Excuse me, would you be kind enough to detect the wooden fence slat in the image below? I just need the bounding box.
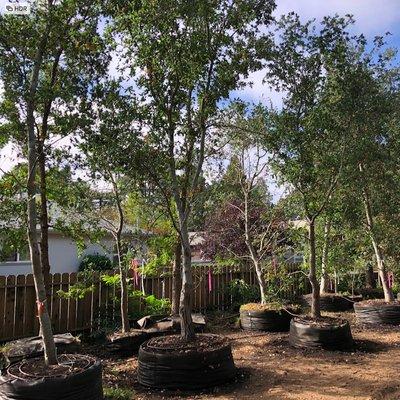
[4,276,16,340]
[51,274,61,334]
[24,275,37,338]
[0,264,306,341]
[14,275,26,339]
[0,276,6,340]
[67,273,78,333]
[58,273,69,334]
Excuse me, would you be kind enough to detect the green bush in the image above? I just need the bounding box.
[224,279,260,311]
[79,254,113,272]
[129,290,171,318]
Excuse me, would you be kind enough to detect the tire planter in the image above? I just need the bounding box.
[240,308,294,332]
[302,294,353,312]
[354,301,400,325]
[289,317,354,351]
[138,334,236,390]
[0,354,103,400]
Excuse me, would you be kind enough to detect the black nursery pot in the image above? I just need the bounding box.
[354,301,400,325]
[0,354,103,400]
[240,307,294,332]
[289,316,354,351]
[138,334,236,390]
[302,294,354,312]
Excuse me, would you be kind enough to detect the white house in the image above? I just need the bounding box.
[0,228,116,276]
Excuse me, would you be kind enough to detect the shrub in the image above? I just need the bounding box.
[79,254,113,272]
[129,290,171,318]
[224,279,260,311]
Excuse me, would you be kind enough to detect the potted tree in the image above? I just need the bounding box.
[266,14,357,351]
[337,33,400,326]
[0,1,105,397]
[201,117,300,332]
[110,0,276,389]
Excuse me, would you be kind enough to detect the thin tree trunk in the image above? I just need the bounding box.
[172,240,182,316]
[243,192,267,304]
[26,14,58,366]
[308,219,321,318]
[253,259,267,304]
[360,165,394,302]
[37,141,52,303]
[179,223,195,341]
[117,236,130,333]
[320,218,331,295]
[363,195,394,301]
[111,177,130,332]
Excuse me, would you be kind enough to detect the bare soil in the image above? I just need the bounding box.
[142,334,228,354]
[89,311,400,400]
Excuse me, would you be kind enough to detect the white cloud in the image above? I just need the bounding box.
[275,0,400,36]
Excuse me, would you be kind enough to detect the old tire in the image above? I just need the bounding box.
[240,309,293,332]
[354,302,400,325]
[289,317,354,351]
[138,335,236,390]
[302,294,353,312]
[0,355,103,400]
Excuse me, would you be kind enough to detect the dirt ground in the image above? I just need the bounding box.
[96,312,400,400]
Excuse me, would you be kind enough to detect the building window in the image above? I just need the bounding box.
[4,246,30,262]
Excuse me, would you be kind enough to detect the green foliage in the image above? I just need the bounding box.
[79,254,113,272]
[104,386,135,400]
[57,270,95,300]
[101,273,120,286]
[224,279,260,311]
[129,290,171,317]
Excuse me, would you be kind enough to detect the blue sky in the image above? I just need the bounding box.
[1,0,399,175]
[232,0,400,107]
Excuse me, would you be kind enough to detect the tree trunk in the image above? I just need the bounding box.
[117,236,130,333]
[25,18,57,366]
[320,218,331,295]
[253,259,267,304]
[111,176,130,333]
[172,240,182,316]
[361,183,394,302]
[308,219,321,318]
[243,192,267,304]
[37,141,52,303]
[179,225,195,341]
[365,264,376,289]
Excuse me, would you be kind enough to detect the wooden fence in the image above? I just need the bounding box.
[0,264,309,342]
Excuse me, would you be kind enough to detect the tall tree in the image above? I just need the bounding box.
[203,104,286,304]
[266,14,355,318]
[112,0,276,340]
[0,0,107,364]
[333,38,400,302]
[77,82,139,333]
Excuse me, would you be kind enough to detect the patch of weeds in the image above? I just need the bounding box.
[104,386,135,400]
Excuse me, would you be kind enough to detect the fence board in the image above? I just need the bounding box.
[14,275,26,339]
[0,263,307,342]
[4,276,16,340]
[0,276,6,340]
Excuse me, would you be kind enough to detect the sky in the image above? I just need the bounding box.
[1,0,400,180]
